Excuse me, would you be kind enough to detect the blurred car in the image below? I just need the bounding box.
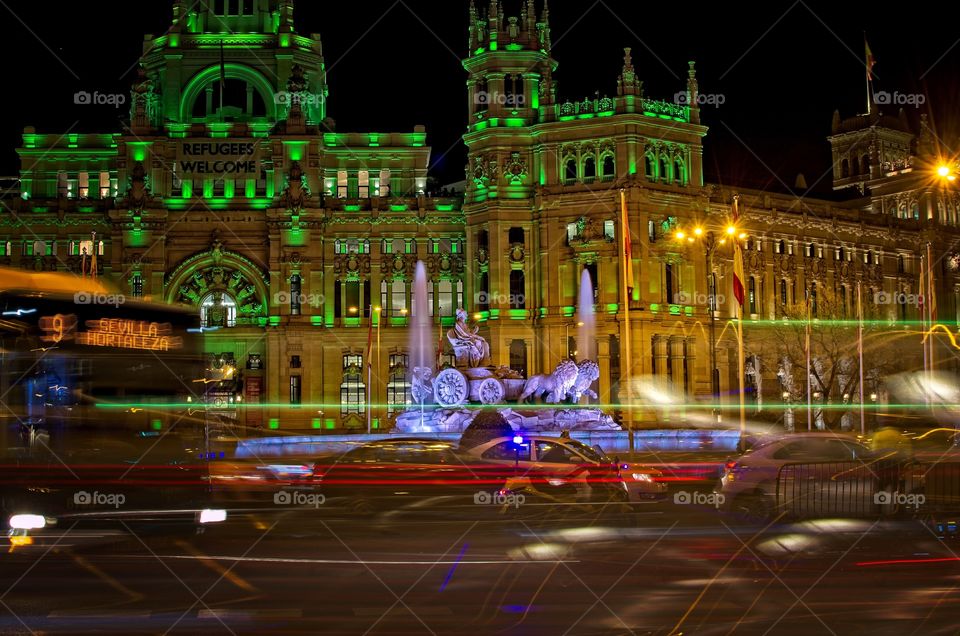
[717,432,874,519]
[311,438,516,514]
[462,435,666,503]
[910,427,960,458]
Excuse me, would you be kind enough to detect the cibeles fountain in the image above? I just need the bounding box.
[395,263,621,434]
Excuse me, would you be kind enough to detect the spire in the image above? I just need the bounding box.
[279,0,295,33]
[468,0,479,51]
[525,0,535,35]
[617,47,641,97]
[538,0,552,54]
[686,61,700,124]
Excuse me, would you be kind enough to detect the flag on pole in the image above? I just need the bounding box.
[731,196,745,312]
[365,309,374,372]
[620,190,635,296]
[80,248,87,279]
[89,232,97,280]
[865,36,876,81]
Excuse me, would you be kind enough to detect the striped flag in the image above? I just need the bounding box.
[89,232,97,280]
[865,37,876,81]
[731,197,745,312]
[620,190,635,296]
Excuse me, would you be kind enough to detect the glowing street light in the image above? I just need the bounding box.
[937,165,951,178]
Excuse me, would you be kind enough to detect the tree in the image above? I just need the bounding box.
[753,289,916,431]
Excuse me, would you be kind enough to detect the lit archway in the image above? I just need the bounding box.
[179,63,278,122]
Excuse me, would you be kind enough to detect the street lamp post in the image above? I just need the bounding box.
[704,231,720,421]
[674,225,740,423]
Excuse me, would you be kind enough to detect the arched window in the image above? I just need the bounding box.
[191,77,267,121]
[508,227,525,245]
[509,270,526,309]
[748,277,758,315]
[583,156,596,183]
[200,292,238,328]
[851,157,860,176]
[601,155,615,181]
[861,154,870,175]
[841,158,850,178]
[645,154,656,180]
[659,156,670,182]
[564,158,578,185]
[673,158,685,185]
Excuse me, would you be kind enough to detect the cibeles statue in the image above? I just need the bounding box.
[447,308,490,368]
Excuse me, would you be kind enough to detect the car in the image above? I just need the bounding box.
[311,438,517,514]
[717,432,875,520]
[462,435,667,504]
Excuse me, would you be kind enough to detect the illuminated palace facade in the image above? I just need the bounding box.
[4,0,960,430]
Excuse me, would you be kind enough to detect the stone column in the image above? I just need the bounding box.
[597,335,611,404]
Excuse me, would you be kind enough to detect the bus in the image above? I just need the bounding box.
[0,268,226,543]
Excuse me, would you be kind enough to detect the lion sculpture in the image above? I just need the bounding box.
[568,360,600,403]
[519,359,579,404]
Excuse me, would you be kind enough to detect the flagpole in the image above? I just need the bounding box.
[806,293,812,430]
[857,280,865,436]
[864,34,873,115]
[927,241,936,375]
[619,189,634,451]
[731,195,747,448]
[920,254,929,408]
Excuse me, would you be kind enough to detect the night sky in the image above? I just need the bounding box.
[1,1,957,197]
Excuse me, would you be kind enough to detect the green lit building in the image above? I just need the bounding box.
[3,0,959,432]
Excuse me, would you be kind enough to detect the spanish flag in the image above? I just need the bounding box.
[865,36,876,81]
[731,197,745,313]
[620,190,635,296]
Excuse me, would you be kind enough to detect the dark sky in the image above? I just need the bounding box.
[1,1,957,196]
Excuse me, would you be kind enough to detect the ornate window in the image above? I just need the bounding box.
[644,153,656,180]
[673,157,685,185]
[340,355,366,416]
[200,292,238,328]
[583,156,596,183]
[564,158,578,185]
[601,155,616,181]
[509,270,526,309]
[132,275,143,298]
[387,353,411,417]
[379,169,391,196]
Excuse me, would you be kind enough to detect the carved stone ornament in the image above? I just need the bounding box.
[503,151,528,184]
[509,244,525,263]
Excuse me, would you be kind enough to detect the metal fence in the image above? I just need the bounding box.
[776,460,960,519]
